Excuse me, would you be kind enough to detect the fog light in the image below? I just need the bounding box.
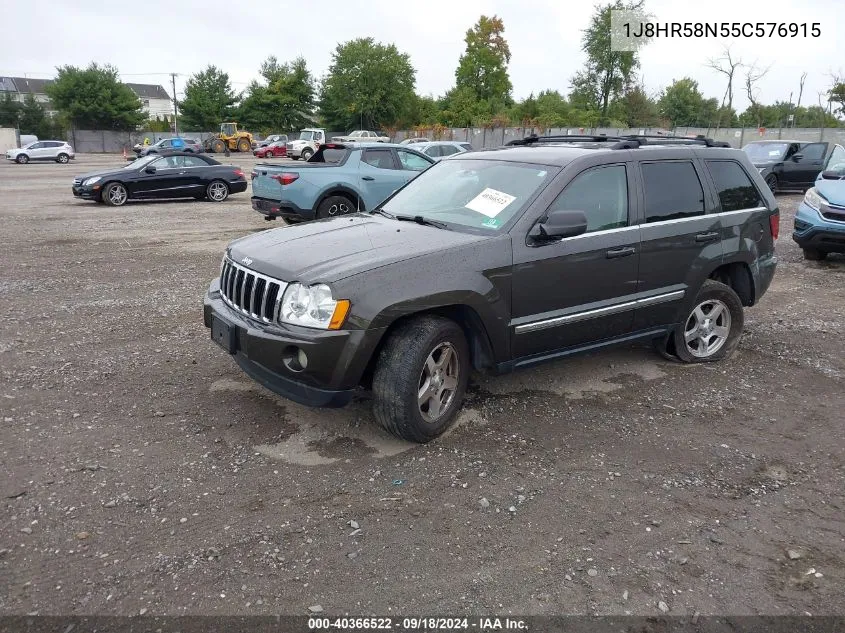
[297,348,308,370]
[282,346,308,372]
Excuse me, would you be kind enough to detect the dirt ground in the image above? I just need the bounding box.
[0,154,843,618]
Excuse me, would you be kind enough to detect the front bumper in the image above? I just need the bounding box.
[203,281,381,408]
[72,185,100,200]
[251,196,315,221]
[792,202,845,252]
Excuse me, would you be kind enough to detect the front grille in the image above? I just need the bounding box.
[821,205,845,223]
[219,258,286,323]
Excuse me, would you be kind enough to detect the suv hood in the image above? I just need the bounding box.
[815,178,845,206]
[227,214,493,284]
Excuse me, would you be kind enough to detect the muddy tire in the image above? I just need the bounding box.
[672,280,743,364]
[237,138,251,152]
[802,248,826,261]
[211,139,226,154]
[373,316,469,443]
[652,333,680,362]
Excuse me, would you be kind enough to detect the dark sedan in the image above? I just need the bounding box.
[72,152,248,206]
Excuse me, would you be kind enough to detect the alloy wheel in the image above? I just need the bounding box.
[417,342,460,423]
[108,184,127,206]
[208,182,228,201]
[683,299,732,358]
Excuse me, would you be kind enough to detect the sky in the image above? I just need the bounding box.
[2,0,843,115]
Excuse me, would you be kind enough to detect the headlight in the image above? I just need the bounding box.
[803,187,825,211]
[83,176,102,186]
[278,283,349,330]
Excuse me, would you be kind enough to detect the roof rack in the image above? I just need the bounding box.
[506,133,731,149]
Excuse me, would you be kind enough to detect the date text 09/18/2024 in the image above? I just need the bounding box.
[307,616,528,630]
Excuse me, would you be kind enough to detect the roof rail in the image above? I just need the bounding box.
[506,132,732,149]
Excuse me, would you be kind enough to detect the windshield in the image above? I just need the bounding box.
[298,131,314,141]
[743,143,788,162]
[381,159,555,232]
[825,145,845,175]
[124,155,157,170]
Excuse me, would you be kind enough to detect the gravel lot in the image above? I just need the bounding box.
[1,153,843,617]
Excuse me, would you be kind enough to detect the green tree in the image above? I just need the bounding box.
[454,15,512,108]
[617,85,660,127]
[319,38,416,130]
[441,85,491,127]
[535,91,571,128]
[658,78,714,127]
[238,56,315,133]
[829,77,845,118]
[178,65,237,131]
[570,0,648,125]
[46,63,146,130]
[0,93,22,127]
[18,94,63,139]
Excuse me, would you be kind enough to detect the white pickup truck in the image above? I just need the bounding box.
[286,128,327,161]
[331,130,390,143]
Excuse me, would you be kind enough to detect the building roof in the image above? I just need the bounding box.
[0,76,171,101]
[126,83,172,100]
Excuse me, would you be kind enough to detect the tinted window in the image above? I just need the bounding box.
[28,142,44,149]
[440,145,460,156]
[641,161,705,222]
[549,165,628,232]
[423,146,440,157]
[397,149,432,171]
[361,149,396,169]
[801,143,826,160]
[825,144,845,174]
[706,161,763,212]
[45,141,62,148]
[460,143,473,151]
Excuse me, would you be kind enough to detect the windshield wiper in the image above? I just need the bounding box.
[370,208,395,219]
[395,214,449,230]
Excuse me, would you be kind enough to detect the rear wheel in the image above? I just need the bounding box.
[206,180,229,202]
[102,182,128,207]
[672,280,743,364]
[764,173,778,193]
[373,316,470,443]
[56,153,70,164]
[802,248,827,261]
[316,195,355,218]
[237,138,251,152]
[16,154,29,164]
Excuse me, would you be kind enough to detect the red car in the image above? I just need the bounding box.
[253,141,287,158]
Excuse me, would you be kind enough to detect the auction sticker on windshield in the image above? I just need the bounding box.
[465,188,516,218]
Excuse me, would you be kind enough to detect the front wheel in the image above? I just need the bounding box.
[301,148,313,161]
[802,248,827,261]
[102,182,128,207]
[237,138,251,152]
[56,153,70,164]
[672,280,743,363]
[16,154,29,164]
[373,316,470,443]
[206,180,229,202]
[764,173,778,193]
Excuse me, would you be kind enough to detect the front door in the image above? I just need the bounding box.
[793,143,828,187]
[510,163,640,359]
[132,156,191,198]
[633,159,723,331]
[358,148,410,209]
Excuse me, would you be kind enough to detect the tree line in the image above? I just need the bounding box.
[2,0,843,139]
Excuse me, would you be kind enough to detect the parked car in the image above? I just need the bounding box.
[743,140,831,192]
[287,128,327,161]
[72,152,247,206]
[250,142,435,222]
[254,134,288,149]
[331,130,390,143]
[6,140,75,164]
[793,143,845,260]
[414,141,473,160]
[399,137,431,145]
[253,141,287,158]
[204,134,778,442]
[136,138,203,157]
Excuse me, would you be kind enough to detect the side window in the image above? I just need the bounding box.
[424,146,440,158]
[460,143,473,151]
[440,145,459,156]
[29,142,44,149]
[800,143,826,161]
[361,149,397,170]
[825,144,845,171]
[46,141,61,148]
[183,156,207,167]
[548,164,628,232]
[160,139,172,148]
[641,161,705,223]
[149,157,169,170]
[706,160,763,212]
[396,149,432,171]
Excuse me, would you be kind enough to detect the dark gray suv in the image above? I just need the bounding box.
[204,134,779,442]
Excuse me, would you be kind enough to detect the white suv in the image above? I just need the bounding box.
[6,140,75,164]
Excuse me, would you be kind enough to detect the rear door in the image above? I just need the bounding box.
[633,158,722,331]
[358,148,409,208]
[795,143,828,186]
[510,162,640,359]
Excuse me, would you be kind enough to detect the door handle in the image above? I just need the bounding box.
[695,231,719,242]
[362,176,375,181]
[606,246,635,259]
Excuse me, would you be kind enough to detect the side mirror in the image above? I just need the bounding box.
[530,209,588,241]
[145,166,156,174]
[792,153,803,161]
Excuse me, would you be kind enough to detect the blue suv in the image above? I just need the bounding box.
[793,144,845,260]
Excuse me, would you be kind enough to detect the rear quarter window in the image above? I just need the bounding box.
[705,160,763,212]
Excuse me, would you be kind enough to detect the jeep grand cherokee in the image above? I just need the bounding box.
[204,134,778,443]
